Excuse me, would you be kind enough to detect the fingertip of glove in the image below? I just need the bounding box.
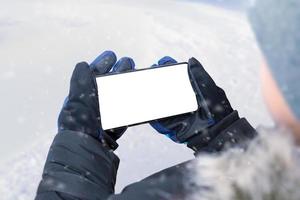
[158,56,177,65]
[103,50,117,63]
[73,62,90,74]
[90,50,117,74]
[127,57,135,70]
[113,57,135,72]
[188,57,206,73]
[188,57,199,65]
[70,62,95,86]
[91,50,117,65]
[76,61,90,67]
[122,57,135,69]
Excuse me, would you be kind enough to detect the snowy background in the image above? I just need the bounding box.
[0,0,273,199]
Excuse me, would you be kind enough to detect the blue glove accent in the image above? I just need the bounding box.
[207,118,216,126]
[112,57,135,72]
[158,56,177,65]
[90,50,117,74]
[149,56,181,142]
[151,121,180,143]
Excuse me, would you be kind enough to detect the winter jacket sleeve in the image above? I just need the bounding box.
[106,114,258,200]
[35,130,120,200]
[187,111,257,153]
[35,113,257,200]
[108,160,195,200]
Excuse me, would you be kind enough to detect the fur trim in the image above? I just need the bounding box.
[190,127,300,200]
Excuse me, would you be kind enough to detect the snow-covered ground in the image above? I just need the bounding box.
[0,0,273,199]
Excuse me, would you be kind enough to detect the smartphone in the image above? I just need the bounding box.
[96,62,198,130]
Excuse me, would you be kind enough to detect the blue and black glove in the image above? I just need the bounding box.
[150,57,256,153]
[58,51,135,150]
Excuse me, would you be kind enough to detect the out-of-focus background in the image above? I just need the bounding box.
[0,0,273,199]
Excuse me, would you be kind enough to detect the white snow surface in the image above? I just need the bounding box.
[0,0,273,199]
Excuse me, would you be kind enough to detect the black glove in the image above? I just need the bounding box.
[58,51,135,150]
[151,57,256,153]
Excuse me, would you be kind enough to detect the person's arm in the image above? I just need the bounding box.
[35,130,120,200]
[108,160,192,200]
[35,51,135,200]
[186,110,257,153]
[150,57,257,154]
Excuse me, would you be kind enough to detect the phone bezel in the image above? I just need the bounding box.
[95,62,188,78]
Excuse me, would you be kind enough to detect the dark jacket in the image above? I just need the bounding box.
[35,114,256,200]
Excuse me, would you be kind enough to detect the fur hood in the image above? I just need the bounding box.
[190,128,300,200]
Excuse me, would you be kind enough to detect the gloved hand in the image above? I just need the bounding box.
[150,56,241,152]
[58,51,135,150]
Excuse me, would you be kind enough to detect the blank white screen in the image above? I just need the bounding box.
[96,63,198,130]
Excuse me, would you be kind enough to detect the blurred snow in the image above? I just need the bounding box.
[0,0,273,199]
